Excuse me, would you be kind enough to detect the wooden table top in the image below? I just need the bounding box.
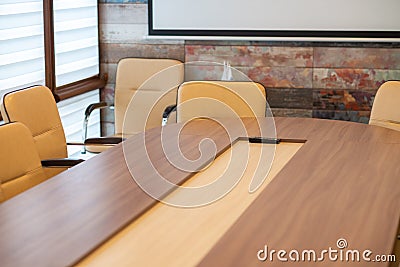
[0,117,399,267]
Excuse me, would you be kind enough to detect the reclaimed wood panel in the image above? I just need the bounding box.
[99,4,147,24]
[185,45,313,67]
[314,47,400,69]
[313,68,400,90]
[267,88,313,109]
[100,43,185,63]
[272,108,313,118]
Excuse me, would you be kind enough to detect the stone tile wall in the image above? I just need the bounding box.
[99,2,400,135]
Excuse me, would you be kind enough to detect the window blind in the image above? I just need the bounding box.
[0,0,45,94]
[53,0,99,87]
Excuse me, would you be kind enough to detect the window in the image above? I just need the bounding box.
[0,0,104,100]
[0,1,45,94]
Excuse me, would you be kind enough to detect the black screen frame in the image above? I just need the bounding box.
[148,0,400,40]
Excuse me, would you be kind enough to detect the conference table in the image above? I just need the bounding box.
[0,117,399,266]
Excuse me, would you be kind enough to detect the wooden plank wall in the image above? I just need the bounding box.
[99,2,400,136]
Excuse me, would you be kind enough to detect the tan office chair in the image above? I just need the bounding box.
[369,81,400,131]
[0,122,47,202]
[0,86,84,178]
[175,81,267,123]
[83,58,184,153]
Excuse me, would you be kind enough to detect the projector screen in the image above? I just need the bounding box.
[149,0,400,41]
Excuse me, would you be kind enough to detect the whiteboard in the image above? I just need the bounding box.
[149,0,400,41]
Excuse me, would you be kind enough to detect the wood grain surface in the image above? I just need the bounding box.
[78,141,303,266]
[0,117,399,267]
[0,124,229,267]
[198,118,400,267]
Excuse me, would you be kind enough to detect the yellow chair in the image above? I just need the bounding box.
[175,81,267,123]
[0,122,47,202]
[83,58,184,153]
[369,81,400,131]
[0,86,84,178]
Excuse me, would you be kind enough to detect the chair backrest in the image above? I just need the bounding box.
[0,122,47,202]
[0,85,68,160]
[369,81,400,131]
[176,81,267,123]
[114,58,184,135]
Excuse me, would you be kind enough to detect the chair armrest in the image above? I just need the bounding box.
[41,158,84,168]
[84,102,113,118]
[84,137,125,146]
[162,104,177,126]
[82,102,114,153]
[67,142,85,146]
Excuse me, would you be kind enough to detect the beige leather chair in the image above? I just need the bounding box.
[175,81,267,123]
[0,86,84,178]
[0,122,47,202]
[369,81,400,131]
[84,58,184,153]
